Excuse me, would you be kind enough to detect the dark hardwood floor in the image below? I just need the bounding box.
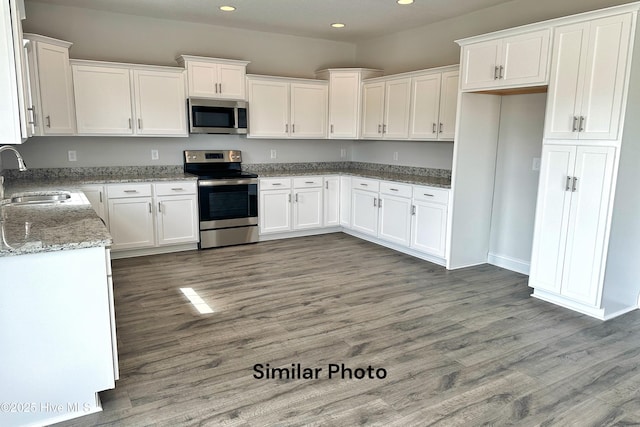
[55,233,640,426]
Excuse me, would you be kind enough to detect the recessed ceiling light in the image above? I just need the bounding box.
[219,5,236,12]
[331,23,345,28]
[397,0,414,4]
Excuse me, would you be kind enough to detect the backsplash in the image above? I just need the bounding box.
[244,161,452,179]
[2,165,184,180]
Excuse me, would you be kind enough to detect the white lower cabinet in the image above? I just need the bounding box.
[410,186,449,258]
[259,177,325,234]
[104,181,198,253]
[339,176,352,227]
[378,182,412,246]
[81,184,108,225]
[323,176,340,227]
[529,145,616,308]
[351,177,380,236]
[294,186,323,230]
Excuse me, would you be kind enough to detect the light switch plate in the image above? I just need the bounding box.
[270,149,277,159]
[68,150,77,162]
[340,148,346,158]
[532,157,541,171]
[151,149,159,160]
[393,152,399,161]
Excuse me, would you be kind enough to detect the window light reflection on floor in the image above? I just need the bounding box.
[179,288,214,314]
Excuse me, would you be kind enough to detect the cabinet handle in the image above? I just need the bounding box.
[424,193,434,197]
[579,116,585,132]
[572,177,578,192]
[378,124,382,134]
[499,65,504,79]
[286,123,289,133]
[158,202,162,213]
[373,198,377,207]
[46,115,51,128]
[292,124,296,133]
[572,116,579,132]
[432,123,437,133]
[378,198,382,208]
[360,183,368,187]
[214,82,218,93]
[124,190,138,193]
[171,188,184,191]
[295,193,299,203]
[218,83,222,93]
[272,183,282,186]
[412,205,416,216]
[148,202,152,213]
[28,107,36,126]
[305,181,315,184]
[99,192,102,203]
[138,118,142,129]
[330,124,334,134]
[383,124,387,134]
[494,66,500,80]
[439,123,444,133]
[128,118,132,129]
[566,176,572,191]
[288,193,291,203]
[390,188,398,192]
[325,181,328,190]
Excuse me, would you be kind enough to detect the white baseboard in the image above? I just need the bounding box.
[487,252,530,275]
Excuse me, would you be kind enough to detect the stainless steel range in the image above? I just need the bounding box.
[184,150,258,249]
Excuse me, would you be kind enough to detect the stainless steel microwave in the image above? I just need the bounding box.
[188,98,248,134]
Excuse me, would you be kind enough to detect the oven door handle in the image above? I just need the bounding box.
[198,178,258,187]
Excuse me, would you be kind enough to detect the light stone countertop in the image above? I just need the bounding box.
[0,172,196,257]
[250,169,452,188]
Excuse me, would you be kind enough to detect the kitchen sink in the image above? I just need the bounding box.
[1,192,72,206]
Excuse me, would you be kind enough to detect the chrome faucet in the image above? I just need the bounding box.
[0,145,28,200]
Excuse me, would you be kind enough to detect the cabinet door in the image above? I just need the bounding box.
[460,40,500,91]
[409,73,441,140]
[218,63,246,100]
[73,65,134,135]
[0,0,26,144]
[578,14,632,141]
[383,78,411,139]
[328,72,360,139]
[500,29,550,87]
[186,61,217,98]
[529,145,576,294]
[544,23,588,140]
[378,194,412,247]
[438,71,459,140]
[35,42,75,134]
[361,81,385,138]
[411,200,447,257]
[107,197,155,250]
[561,146,616,306]
[323,176,340,227]
[247,78,289,138]
[133,69,187,136]
[340,176,352,227]
[156,195,198,245]
[81,185,108,225]
[293,187,323,230]
[290,82,327,138]
[259,189,292,234]
[351,189,379,236]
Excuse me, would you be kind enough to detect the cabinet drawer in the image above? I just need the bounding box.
[380,181,412,198]
[293,176,323,188]
[260,178,292,190]
[154,181,197,196]
[412,186,449,204]
[351,177,380,192]
[108,183,152,198]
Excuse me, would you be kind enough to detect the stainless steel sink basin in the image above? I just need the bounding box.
[2,192,72,206]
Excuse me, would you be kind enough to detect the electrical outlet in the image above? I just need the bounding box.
[270,149,277,159]
[68,150,77,162]
[151,149,159,160]
[393,151,399,161]
[532,157,541,171]
[340,148,346,158]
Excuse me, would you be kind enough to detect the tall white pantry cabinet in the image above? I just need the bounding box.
[451,2,640,320]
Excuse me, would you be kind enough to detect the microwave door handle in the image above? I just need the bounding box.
[234,106,239,130]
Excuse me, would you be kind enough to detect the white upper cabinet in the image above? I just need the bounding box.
[72,61,187,137]
[23,34,75,136]
[132,69,187,136]
[544,14,632,141]
[247,75,327,139]
[361,77,411,139]
[177,56,249,100]
[409,68,459,141]
[460,29,550,91]
[316,68,383,139]
[1,0,28,144]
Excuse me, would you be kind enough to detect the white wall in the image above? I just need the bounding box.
[488,93,546,274]
[351,140,453,170]
[3,135,350,169]
[22,2,356,78]
[355,0,636,73]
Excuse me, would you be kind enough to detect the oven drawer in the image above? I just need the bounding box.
[108,183,152,198]
[260,178,291,190]
[293,177,323,188]
[412,186,449,204]
[155,181,197,196]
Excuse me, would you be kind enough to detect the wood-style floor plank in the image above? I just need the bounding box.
[53,233,640,426]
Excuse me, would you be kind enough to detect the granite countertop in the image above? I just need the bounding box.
[251,169,452,188]
[0,172,195,258]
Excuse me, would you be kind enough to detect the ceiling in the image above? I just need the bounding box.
[29,0,517,42]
